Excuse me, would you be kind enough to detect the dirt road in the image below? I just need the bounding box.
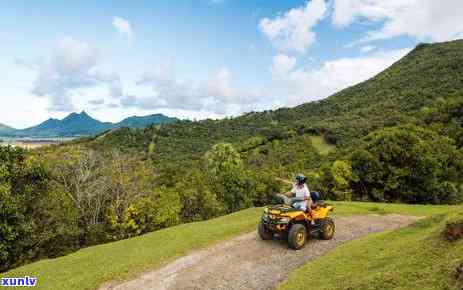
[101,214,418,290]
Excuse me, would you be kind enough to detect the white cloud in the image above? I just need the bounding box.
[112,17,133,39]
[206,67,234,102]
[271,54,297,79]
[271,48,411,106]
[123,64,275,115]
[259,0,327,53]
[333,0,463,43]
[361,45,376,53]
[30,38,122,111]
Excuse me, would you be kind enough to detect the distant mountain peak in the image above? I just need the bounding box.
[3,111,178,137]
[63,111,95,122]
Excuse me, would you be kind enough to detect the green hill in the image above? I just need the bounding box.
[84,40,463,204]
[91,40,463,160]
[115,113,178,128]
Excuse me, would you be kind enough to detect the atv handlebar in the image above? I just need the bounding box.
[274,193,305,206]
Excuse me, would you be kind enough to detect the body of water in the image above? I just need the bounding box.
[0,137,75,148]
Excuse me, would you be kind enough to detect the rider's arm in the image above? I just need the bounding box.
[284,184,296,197]
[275,177,293,186]
[284,191,293,197]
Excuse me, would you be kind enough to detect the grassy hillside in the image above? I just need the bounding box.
[293,40,463,144]
[309,136,335,155]
[279,211,463,290]
[115,113,178,128]
[78,40,463,207]
[90,40,463,161]
[2,202,460,290]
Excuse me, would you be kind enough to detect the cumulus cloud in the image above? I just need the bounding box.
[112,17,133,39]
[259,0,327,53]
[271,54,297,79]
[361,45,376,53]
[30,38,122,111]
[333,0,463,43]
[122,64,274,115]
[271,48,411,106]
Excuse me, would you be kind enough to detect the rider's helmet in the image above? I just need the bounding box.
[295,173,307,185]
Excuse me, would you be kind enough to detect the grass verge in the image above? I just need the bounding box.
[278,207,463,290]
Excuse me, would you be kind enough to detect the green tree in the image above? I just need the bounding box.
[203,143,251,212]
[331,160,354,201]
[175,169,223,222]
[0,146,61,271]
[350,125,463,204]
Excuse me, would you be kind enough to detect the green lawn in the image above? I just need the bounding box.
[330,201,459,217]
[2,202,460,290]
[279,205,463,290]
[309,136,336,155]
[2,208,263,290]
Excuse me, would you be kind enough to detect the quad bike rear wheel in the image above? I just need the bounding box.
[258,221,273,240]
[319,218,335,240]
[288,224,307,250]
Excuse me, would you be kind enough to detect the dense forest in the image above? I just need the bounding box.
[1,40,463,272]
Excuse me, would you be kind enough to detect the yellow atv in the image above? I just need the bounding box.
[258,193,335,250]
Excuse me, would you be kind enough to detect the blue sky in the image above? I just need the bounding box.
[1,0,462,128]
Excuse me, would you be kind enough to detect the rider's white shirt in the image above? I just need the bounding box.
[291,184,311,210]
[291,183,310,198]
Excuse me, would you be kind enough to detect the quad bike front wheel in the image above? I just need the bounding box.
[288,224,307,250]
[258,221,273,240]
[319,218,335,240]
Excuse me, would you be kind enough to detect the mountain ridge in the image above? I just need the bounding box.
[1,111,178,137]
[0,123,15,135]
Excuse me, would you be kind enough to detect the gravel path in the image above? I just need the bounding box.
[100,214,419,290]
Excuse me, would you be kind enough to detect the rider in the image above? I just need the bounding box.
[284,174,312,212]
